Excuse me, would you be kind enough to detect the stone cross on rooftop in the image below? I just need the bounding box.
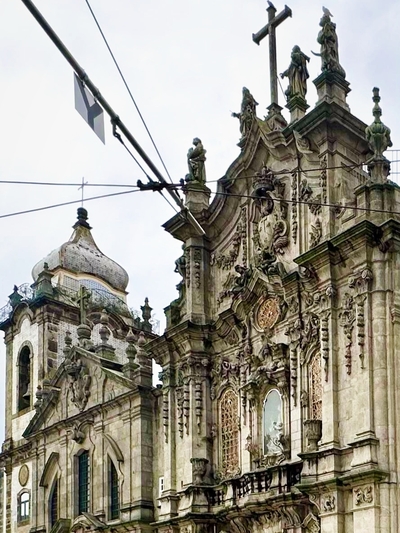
[253,1,292,115]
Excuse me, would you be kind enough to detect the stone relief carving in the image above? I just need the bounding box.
[355,294,367,369]
[320,310,331,381]
[300,390,308,408]
[65,352,92,412]
[159,368,174,443]
[302,512,321,533]
[322,493,336,512]
[299,178,313,203]
[231,265,253,296]
[193,248,202,289]
[212,207,247,270]
[339,293,356,374]
[251,168,289,278]
[256,297,281,330]
[310,218,322,248]
[354,485,373,506]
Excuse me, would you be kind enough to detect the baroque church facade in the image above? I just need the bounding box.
[0,6,398,533]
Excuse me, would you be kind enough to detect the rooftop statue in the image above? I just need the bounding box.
[365,87,392,160]
[232,87,258,142]
[312,7,345,78]
[280,45,310,101]
[186,138,207,184]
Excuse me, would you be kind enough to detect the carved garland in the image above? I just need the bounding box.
[193,248,202,289]
[340,293,356,375]
[320,156,327,204]
[291,172,298,244]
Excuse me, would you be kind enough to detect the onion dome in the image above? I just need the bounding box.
[32,208,129,292]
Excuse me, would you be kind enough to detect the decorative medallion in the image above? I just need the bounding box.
[18,464,29,487]
[257,298,281,330]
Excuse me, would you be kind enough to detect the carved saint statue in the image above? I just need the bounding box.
[280,45,310,101]
[232,87,258,141]
[186,138,207,184]
[313,8,345,78]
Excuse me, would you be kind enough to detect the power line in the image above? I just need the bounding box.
[1,179,400,223]
[2,160,399,189]
[205,160,400,184]
[84,0,174,186]
[0,179,138,188]
[211,189,400,217]
[0,189,141,220]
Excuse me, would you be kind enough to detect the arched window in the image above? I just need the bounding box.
[17,491,30,522]
[77,450,90,515]
[262,389,283,455]
[49,478,58,528]
[18,346,31,412]
[108,459,119,520]
[220,389,239,476]
[309,352,322,420]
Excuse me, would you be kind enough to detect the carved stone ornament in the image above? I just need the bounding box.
[212,207,246,270]
[303,419,322,451]
[18,464,29,487]
[322,493,336,512]
[354,485,373,506]
[65,353,92,412]
[302,512,320,533]
[256,297,281,330]
[339,293,356,374]
[190,457,209,485]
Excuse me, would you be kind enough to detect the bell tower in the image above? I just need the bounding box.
[0,208,153,446]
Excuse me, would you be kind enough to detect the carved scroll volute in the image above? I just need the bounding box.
[348,269,372,370]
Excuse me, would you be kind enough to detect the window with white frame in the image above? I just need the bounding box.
[18,491,30,522]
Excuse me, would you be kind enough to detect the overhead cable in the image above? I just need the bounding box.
[0,189,140,220]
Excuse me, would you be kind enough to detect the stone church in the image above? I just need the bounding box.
[0,6,398,533]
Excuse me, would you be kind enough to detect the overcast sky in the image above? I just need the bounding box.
[0,0,398,440]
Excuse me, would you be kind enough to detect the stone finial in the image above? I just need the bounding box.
[366,87,393,160]
[32,262,54,297]
[34,385,43,412]
[99,309,111,345]
[9,285,23,308]
[141,298,152,327]
[77,322,92,350]
[96,309,115,359]
[365,88,392,182]
[74,207,92,230]
[125,328,137,363]
[123,327,139,379]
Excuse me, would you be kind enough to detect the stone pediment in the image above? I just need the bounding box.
[22,345,135,439]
